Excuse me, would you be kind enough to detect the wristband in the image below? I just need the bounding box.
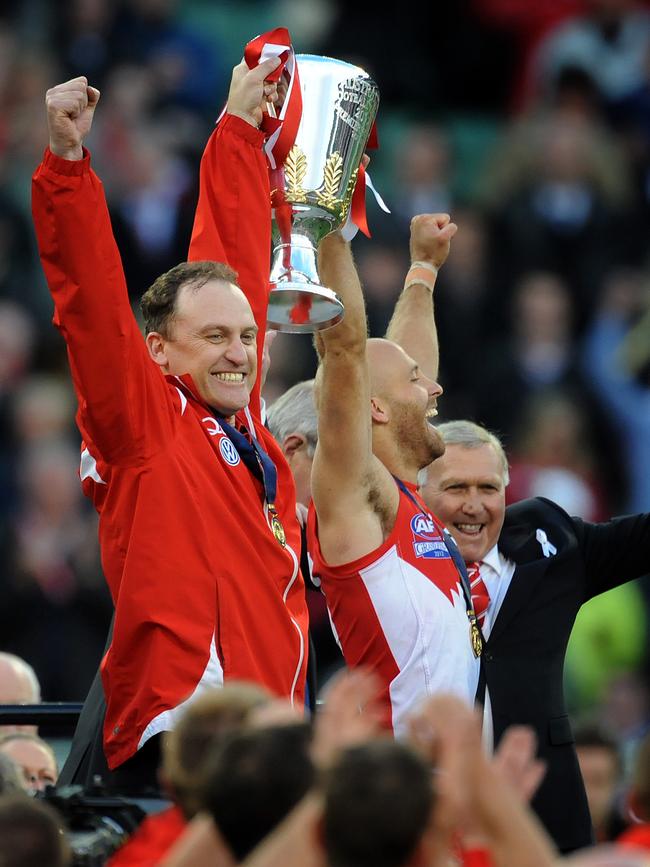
[404,261,438,292]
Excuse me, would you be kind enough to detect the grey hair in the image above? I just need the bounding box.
[0,754,22,795]
[0,653,41,703]
[267,380,318,457]
[419,420,510,486]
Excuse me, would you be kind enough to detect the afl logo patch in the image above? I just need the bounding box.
[410,512,450,559]
[410,513,442,541]
[219,437,240,467]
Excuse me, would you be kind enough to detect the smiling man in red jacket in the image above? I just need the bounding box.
[31,60,308,791]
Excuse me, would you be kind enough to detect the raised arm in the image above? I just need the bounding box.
[32,77,172,464]
[408,695,557,867]
[311,233,394,566]
[385,213,457,380]
[579,509,650,599]
[189,58,280,418]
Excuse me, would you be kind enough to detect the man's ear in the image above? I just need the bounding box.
[145,331,169,369]
[283,433,307,459]
[370,396,389,425]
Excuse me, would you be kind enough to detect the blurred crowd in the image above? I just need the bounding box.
[0,0,649,821]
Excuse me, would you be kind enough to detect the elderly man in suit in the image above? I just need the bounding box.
[418,420,650,853]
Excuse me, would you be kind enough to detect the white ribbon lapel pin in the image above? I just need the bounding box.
[536,528,557,558]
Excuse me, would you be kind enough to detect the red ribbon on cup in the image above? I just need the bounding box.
[243,28,385,242]
[244,27,302,170]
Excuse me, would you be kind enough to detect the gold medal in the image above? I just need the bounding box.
[469,614,483,658]
[269,504,286,547]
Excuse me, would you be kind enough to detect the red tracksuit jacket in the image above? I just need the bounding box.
[32,114,308,769]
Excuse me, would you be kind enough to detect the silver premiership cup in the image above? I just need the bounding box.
[268,54,380,333]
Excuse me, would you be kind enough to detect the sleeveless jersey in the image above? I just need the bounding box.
[307,480,480,737]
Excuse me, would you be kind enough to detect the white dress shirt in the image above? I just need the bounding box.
[477,544,515,640]
[477,544,516,752]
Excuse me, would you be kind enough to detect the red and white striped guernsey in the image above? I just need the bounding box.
[307,480,480,737]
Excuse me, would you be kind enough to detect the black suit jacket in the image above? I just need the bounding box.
[484,497,650,853]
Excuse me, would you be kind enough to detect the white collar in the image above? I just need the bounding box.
[480,543,502,576]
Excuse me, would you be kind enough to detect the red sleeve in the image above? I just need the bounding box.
[188,113,270,418]
[32,148,175,464]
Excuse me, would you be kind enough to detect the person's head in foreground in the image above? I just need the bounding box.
[200,722,315,861]
[162,681,272,818]
[0,793,70,867]
[322,739,436,867]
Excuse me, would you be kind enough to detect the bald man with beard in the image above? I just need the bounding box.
[306,216,480,737]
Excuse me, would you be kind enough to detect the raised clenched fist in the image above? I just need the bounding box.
[45,76,100,161]
[409,213,458,270]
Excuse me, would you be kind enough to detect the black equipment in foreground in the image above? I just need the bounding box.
[39,781,165,866]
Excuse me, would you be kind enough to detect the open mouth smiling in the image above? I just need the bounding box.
[454,523,484,536]
[213,372,246,382]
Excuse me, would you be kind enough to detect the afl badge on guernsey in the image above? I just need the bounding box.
[469,614,483,658]
[269,504,286,547]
